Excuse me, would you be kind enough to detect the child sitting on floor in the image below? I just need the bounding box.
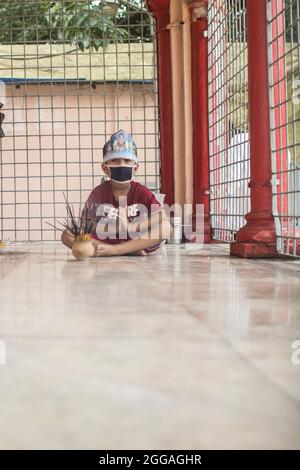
[61,130,169,256]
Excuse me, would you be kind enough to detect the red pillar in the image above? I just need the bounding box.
[189,0,212,242]
[230,0,277,258]
[147,0,174,205]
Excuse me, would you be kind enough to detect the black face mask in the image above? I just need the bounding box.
[108,165,134,183]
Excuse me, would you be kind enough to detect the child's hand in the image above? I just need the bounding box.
[94,243,117,257]
[61,229,75,249]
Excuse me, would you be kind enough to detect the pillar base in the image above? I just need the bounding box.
[230,211,277,258]
[202,213,212,243]
[230,241,277,258]
[191,212,212,243]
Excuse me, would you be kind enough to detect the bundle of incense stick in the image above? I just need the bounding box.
[45,193,96,239]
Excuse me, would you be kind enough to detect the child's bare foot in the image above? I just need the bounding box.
[129,249,148,256]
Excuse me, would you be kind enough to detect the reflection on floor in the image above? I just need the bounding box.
[0,243,299,449]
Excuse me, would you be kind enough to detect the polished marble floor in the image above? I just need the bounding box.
[0,242,299,449]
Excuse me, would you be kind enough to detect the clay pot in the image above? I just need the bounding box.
[72,239,94,261]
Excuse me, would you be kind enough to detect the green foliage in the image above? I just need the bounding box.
[285,0,299,43]
[0,0,152,50]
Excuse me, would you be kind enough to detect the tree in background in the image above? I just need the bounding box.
[0,0,152,50]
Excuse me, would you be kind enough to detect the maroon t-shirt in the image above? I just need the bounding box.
[82,181,162,244]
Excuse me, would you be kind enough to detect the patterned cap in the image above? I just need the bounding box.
[103,129,138,163]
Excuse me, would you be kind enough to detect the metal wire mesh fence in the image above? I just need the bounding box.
[267,0,300,257]
[0,0,159,242]
[208,0,250,242]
